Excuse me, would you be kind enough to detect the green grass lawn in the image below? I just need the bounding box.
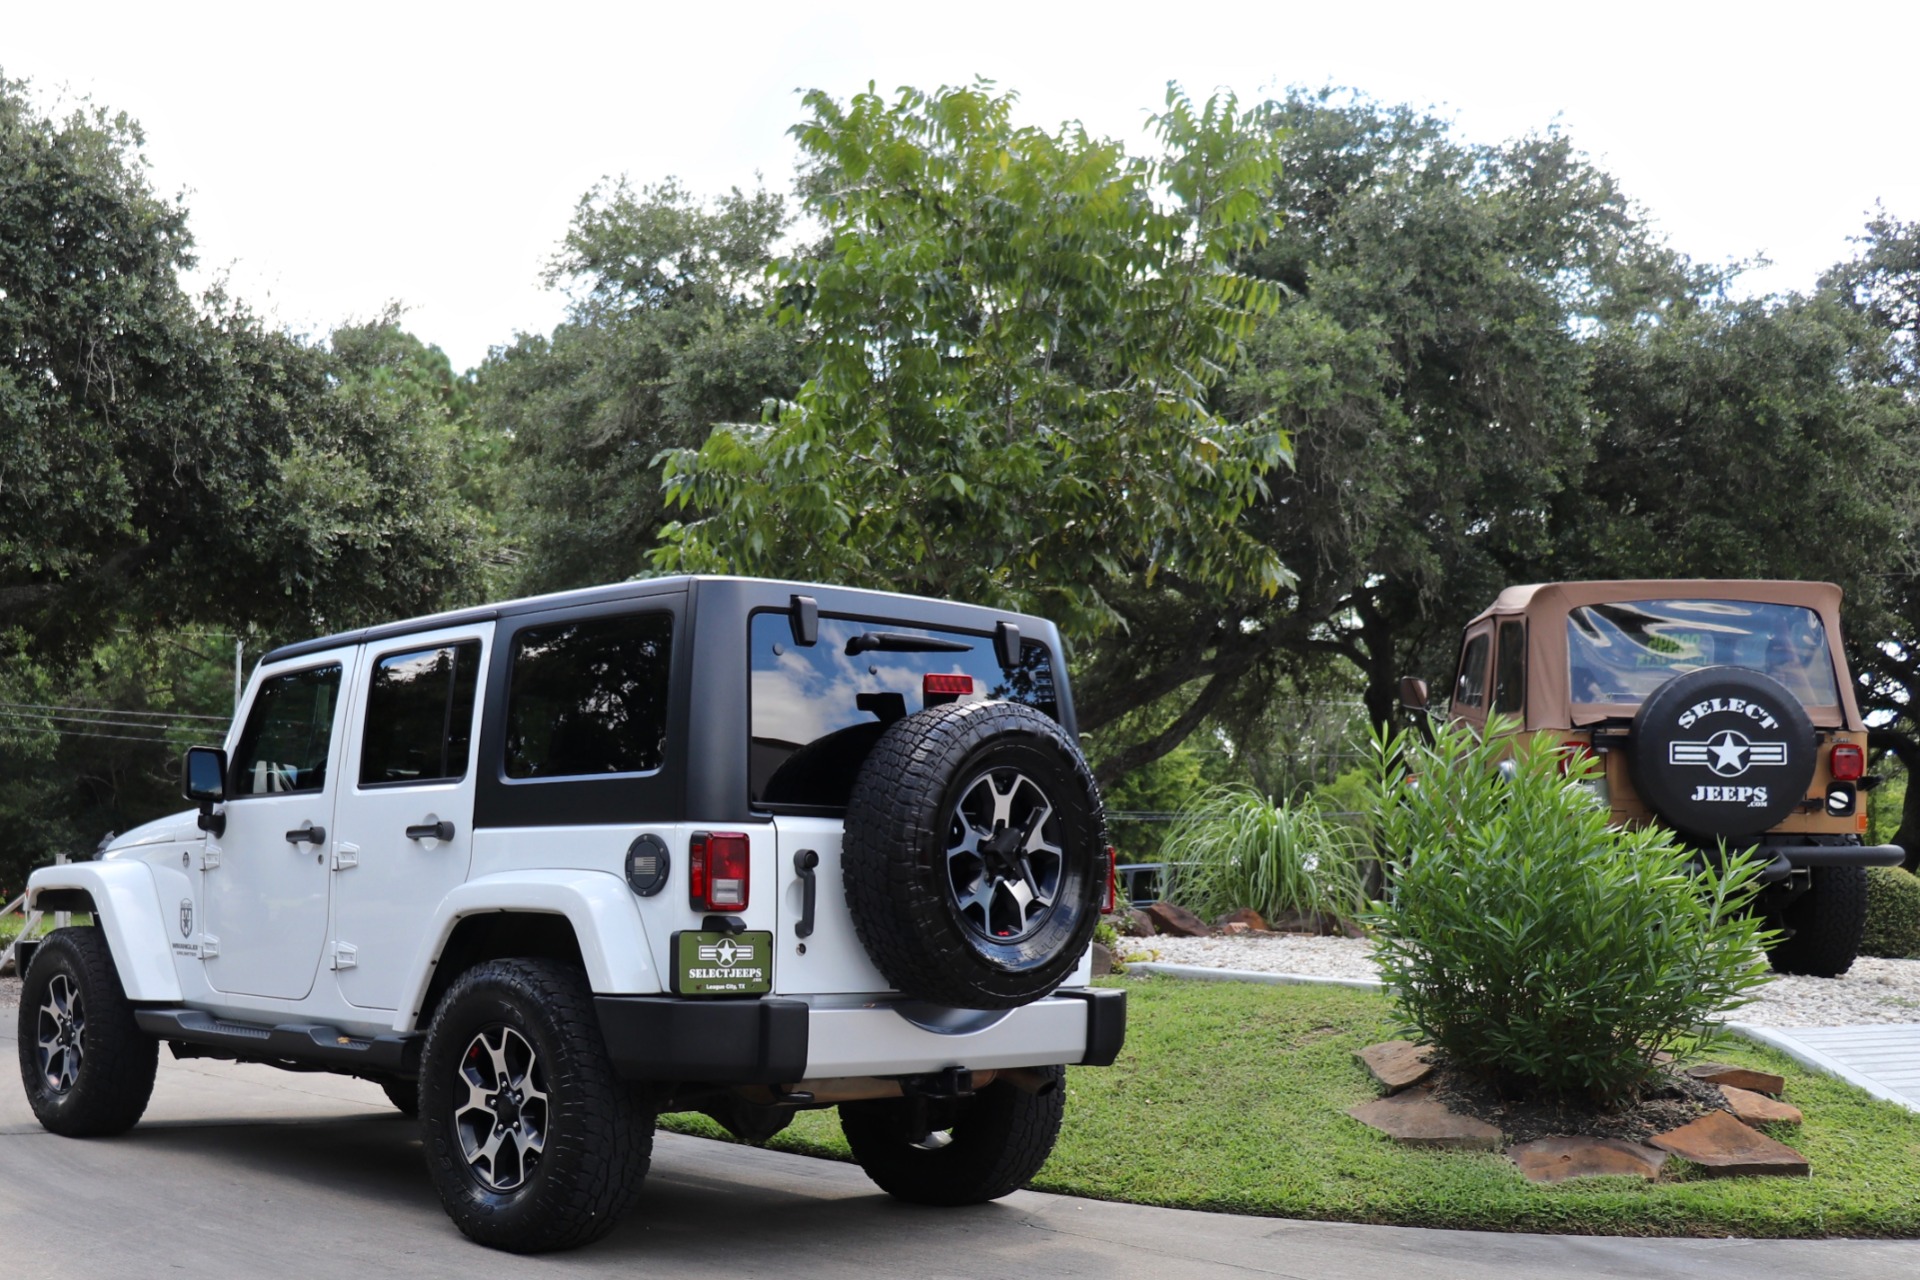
[0,912,89,944]
[664,975,1920,1237]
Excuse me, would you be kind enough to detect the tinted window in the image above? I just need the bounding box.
[360,641,481,786]
[1567,599,1840,707]
[750,613,1058,808]
[1454,633,1491,709]
[1493,621,1526,715]
[505,613,672,779]
[233,665,341,796]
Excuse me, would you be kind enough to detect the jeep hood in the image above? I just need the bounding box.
[101,809,205,855]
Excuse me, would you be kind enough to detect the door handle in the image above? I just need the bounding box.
[406,820,456,842]
[285,824,326,846]
[793,849,819,938]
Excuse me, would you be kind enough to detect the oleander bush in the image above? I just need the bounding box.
[1364,719,1774,1102]
[1160,785,1369,924]
[1862,866,1920,959]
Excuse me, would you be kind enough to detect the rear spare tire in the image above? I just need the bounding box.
[842,700,1105,1010]
[1629,666,1816,840]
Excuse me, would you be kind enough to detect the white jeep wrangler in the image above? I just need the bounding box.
[15,577,1123,1252]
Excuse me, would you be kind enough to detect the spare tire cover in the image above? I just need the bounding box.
[841,699,1105,1010]
[1629,666,1816,839]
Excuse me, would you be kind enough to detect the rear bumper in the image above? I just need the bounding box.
[1750,843,1905,882]
[594,986,1125,1084]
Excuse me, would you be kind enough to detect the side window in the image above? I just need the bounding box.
[359,641,482,787]
[1492,621,1526,715]
[504,613,672,779]
[1454,632,1491,710]
[232,664,342,796]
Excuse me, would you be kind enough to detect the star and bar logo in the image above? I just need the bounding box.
[1668,729,1788,778]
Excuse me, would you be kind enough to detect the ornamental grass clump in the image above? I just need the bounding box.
[1365,719,1773,1103]
[1160,786,1368,924]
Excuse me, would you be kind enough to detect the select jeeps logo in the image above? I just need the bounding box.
[690,938,762,980]
[1675,697,1781,732]
[1669,729,1789,778]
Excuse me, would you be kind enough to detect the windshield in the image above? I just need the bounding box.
[1566,599,1839,708]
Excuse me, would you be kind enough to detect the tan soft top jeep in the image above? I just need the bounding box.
[1440,580,1903,978]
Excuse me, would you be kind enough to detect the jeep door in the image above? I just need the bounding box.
[204,647,359,1000]
[329,624,491,1011]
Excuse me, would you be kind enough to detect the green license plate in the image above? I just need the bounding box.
[671,930,773,995]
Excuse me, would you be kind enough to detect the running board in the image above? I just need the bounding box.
[135,1008,422,1077]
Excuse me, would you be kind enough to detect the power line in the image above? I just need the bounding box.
[0,699,229,723]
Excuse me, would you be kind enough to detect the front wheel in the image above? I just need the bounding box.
[1767,864,1869,978]
[16,927,158,1137]
[418,959,652,1252]
[839,1066,1065,1205]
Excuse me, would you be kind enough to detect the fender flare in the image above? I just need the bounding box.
[395,869,660,1031]
[25,862,183,1003]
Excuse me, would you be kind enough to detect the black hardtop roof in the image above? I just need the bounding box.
[259,575,1056,666]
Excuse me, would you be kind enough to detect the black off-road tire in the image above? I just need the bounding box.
[840,1066,1066,1205]
[1767,865,1869,978]
[842,700,1105,1010]
[418,958,651,1253]
[381,1076,419,1117]
[17,927,158,1137]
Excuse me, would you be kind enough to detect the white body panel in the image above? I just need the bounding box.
[25,861,182,1003]
[328,622,492,1011]
[797,994,1091,1076]
[772,816,891,995]
[203,644,360,1001]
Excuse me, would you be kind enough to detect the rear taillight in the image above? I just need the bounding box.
[690,832,750,911]
[1558,742,1595,775]
[1830,743,1865,782]
[1103,846,1117,914]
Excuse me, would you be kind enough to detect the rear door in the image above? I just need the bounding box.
[330,624,491,1010]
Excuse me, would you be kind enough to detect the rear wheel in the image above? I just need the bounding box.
[418,958,651,1252]
[839,1066,1065,1205]
[1767,865,1869,978]
[16,927,157,1137]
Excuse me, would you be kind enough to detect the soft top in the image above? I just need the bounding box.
[1467,580,1859,730]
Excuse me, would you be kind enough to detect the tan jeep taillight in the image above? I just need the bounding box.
[1103,845,1118,914]
[1830,744,1865,782]
[690,832,750,911]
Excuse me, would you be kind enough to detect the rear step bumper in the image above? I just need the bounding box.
[594,986,1125,1084]
[1749,843,1906,881]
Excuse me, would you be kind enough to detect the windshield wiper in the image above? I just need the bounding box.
[845,632,974,656]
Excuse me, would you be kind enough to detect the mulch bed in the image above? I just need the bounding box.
[1426,1059,1729,1145]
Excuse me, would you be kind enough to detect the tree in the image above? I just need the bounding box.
[653,82,1292,642]
[0,77,484,659]
[477,179,807,594]
[1075,89,1700,780]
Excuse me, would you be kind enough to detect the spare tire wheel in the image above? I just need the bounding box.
[841,700,1105,1010]
[1629,666,1816,840]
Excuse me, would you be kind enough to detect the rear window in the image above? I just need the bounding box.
[749,612,1058,808]
[1567,599,1839,708]
[1455,633,1491,709]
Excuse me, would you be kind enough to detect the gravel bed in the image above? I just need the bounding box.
[1117,933,1920,1027]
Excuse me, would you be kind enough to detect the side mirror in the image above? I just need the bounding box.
[183,746,228,837]
[183,746,228,803]
[1397,676,1430,712]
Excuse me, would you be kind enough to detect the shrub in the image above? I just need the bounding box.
[1160,785,1368,923]
[1862,866,1920,959]
[1364,719,1773,1103]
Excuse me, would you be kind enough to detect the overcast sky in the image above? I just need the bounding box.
[7,1,1915,372]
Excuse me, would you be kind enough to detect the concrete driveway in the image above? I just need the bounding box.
[1,1020,1914,1279]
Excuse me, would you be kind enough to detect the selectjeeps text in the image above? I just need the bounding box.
[15,577,1125,1252]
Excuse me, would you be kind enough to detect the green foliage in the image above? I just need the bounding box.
[0,77,483,657]
[476,179,806,593]
[1313,765,1375,831]
[655,81,1292,638]
[1862,866,1920,959]
[1159,785,1368,922]
[1365,720,1774,1102]
[1868,764,1907,849]
[672,979,1920,1238]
